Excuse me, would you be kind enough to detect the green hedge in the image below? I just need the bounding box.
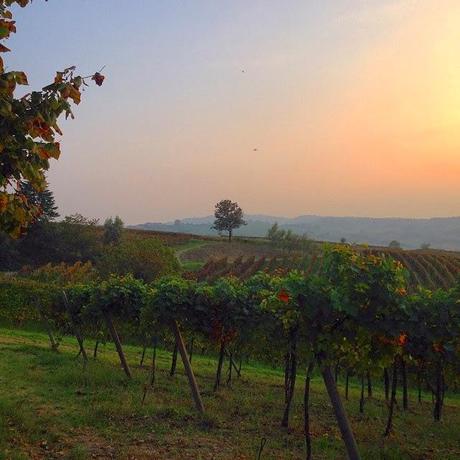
[0,276,60,326]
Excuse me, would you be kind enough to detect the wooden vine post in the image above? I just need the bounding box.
[103,311,132,379]
[62,291,88,361]
[35,301,59,351]
[171,320,205,414]
[322,365,361,460]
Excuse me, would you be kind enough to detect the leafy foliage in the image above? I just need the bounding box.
[97,238,180,282]
[0,0,104,237]
[212,199,246,242]
[19,261,98,285]
[103,216,123,246]
[19,180,59,222]
[266,222,313,252]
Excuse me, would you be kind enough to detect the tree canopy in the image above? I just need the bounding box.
[0,0,104,237]
[212,199,246,242]
[103,216,124,246]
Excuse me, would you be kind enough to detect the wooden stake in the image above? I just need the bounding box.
[322,365,361,460]
[62,291,88,361]
[103,311,132,379]
[171,320,205,414]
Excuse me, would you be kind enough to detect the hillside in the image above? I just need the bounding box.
[130,215,460,251]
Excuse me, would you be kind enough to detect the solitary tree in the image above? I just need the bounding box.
[212,199,246,242]
[388,240,401,249]
[103,216,123,245]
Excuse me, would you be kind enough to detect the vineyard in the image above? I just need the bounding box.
[192,247,460,290]
[1,244,459,459]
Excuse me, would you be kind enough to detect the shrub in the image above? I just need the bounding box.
[97,238,180,282]
[19,261,99,285]
[0,276,60,326]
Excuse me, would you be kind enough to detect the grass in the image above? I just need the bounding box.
[174,239,212,271]
[0,328,459,459]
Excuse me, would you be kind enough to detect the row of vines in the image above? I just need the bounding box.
[194,248,460,290]
[1,246,460,459]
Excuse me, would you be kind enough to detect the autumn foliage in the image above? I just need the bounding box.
[0,1,104,237]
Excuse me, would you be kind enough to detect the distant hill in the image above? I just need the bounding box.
[129,215,460,250]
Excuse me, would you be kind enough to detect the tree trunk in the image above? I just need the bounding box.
[171,321,205,414]
[417,371,422,403]
[281,328,298,428]
[225,350,241,378]
[214,341,225,391]
[401,358,408,410]
[227,351,233,386]
[284,352,290,403]
[93,340,99,359]
[345,371,350,401]
[433,362,444,421]
[359,374,365,414]
[304,362,314,460]
[366,371,372,398]
[150,337,158,387]
[335,362,339,383]
[37,304,58,351]
[142,337,158,405]
[73,327,88,361]
[140,342,147,367]
[228,229,232,243]
[170,342,178,376]
[321,365,361,460]
[384,358,398,437]
[384,368,390,402]
[226,351,242,378]
[103,311,132,379]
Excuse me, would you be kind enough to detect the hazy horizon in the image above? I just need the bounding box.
[137,212,460,226]
[9,0,460,224]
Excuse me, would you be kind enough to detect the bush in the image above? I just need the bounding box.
[0,276,60,326]
[19,261,99,285]
[97,238,180,282]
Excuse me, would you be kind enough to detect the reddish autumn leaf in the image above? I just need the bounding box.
[278,290,290,303]
[54,71,63,84]
[92,72,105,86]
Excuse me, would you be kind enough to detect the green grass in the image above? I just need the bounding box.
[174,239,211,269]
[181,260,205,271]
[0,328,459,459]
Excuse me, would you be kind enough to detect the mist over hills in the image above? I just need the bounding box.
[130,215,460,251]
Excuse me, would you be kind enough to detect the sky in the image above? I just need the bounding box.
[7,0,460,223]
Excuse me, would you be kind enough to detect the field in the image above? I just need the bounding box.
[169,233,460,290]
[1,328,459,460]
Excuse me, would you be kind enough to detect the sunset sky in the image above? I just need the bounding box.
[8,0,460,223]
